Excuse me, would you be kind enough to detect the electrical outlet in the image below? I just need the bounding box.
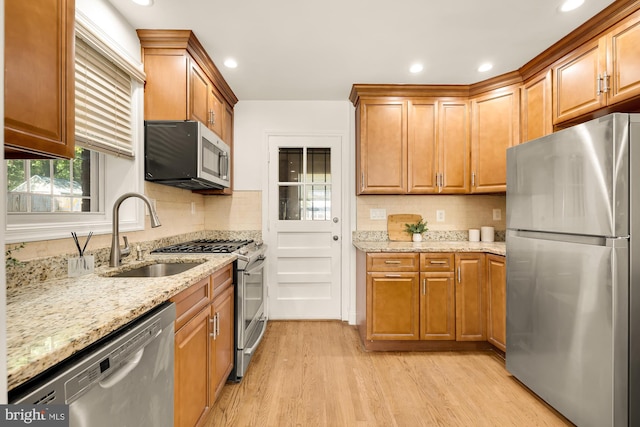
[493,209,502,221]
[370,208,387,220]
[436,210,445,222]
[145,199,157,216]
[191,202,196,214]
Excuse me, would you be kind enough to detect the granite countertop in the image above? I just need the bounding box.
[6,253,236,392]
[352,240,506,256]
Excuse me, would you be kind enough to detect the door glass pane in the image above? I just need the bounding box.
[306,185,331,220]
[279,185,302,220]
[278,147,331,221]
[307,148,330,183]
[279,148,303,182]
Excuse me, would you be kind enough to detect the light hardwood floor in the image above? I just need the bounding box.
[205,321,573,427]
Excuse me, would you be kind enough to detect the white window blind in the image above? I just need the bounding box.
[75,36,134,158]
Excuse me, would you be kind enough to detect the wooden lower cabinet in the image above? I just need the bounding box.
[171,263,235,427]
[367,272,420,340]
[210,284,234,403]
[486,254,506,351]
[174,306,210,427]
[357,251,498,351]
[454,253,486,341]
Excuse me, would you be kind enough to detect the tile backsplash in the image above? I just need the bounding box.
[356,194,506,231]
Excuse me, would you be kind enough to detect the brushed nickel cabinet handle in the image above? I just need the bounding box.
[597,74,603,96]
[422,278,426,295]
[385,260,402,264]
[385,274,402,278]
[430,260,447,264]
[457,267,461,283]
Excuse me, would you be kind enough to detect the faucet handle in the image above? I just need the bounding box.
[121,236,131,257]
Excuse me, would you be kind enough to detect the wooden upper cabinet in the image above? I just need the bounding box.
[438,101,470,193]
[188,59,212,127]
[470,85,519,193]
[553,9,640,124]
[520,70,552,144]
[357,99,407,194]
[552,38,606,124]
[5,0,75,159]
[606,9,640,105]
[143,50,189,120]
[407,99,437,194]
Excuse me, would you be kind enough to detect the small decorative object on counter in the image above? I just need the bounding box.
[404,218,428,242]
[69,231,94,277]
[469,229,480,242]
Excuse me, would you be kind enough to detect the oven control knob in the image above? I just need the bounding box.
[238,247,248,255]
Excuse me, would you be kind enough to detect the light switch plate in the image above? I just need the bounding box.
[370,208,387,220]
[493,209,501,221]
[436,210,445,222]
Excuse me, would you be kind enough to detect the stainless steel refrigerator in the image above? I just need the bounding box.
[506,113,639,427]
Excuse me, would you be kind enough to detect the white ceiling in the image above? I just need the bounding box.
[107,0,615,101]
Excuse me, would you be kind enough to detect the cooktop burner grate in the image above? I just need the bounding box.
[152,239,254,254]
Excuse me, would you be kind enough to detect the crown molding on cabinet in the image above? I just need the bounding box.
[137,29,239,107]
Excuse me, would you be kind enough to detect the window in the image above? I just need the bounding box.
[4,12,146,244]
[6,147,99,213]
[278,147,331,221]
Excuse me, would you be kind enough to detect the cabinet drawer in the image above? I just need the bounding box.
[420,253,454,272]
[211,263,234,297]
[171,276,211,331]
[367,253,419,272]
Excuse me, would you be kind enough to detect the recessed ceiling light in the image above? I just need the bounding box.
[131,0,153,5]
[478,62,493,72]
[409,63,423,74]
[224,58,238,69]
[560,0,584,12]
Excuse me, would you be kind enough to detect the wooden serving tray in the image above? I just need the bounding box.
[387,214,422,241]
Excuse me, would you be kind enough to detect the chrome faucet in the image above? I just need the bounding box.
[109,192,161,267]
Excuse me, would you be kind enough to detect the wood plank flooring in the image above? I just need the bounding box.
[205,321,573,427]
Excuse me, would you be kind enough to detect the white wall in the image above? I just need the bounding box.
[233,100,357,322]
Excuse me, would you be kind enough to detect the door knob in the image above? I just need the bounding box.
[333,235,339,241]
[333,217,339,223]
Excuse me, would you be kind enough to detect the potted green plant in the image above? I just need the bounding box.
[404,218,428,242]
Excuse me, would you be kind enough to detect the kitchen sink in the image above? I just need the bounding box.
[109,262,204,278]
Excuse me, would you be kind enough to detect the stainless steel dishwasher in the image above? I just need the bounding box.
[10,302,175,427]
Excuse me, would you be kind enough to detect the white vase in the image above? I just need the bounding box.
[412,233,422,242]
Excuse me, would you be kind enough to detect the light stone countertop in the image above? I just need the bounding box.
[6,253,236,392]
[352,240,506,256]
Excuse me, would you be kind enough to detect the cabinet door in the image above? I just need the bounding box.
[407,100,438,194]
[486,254,506,352]
[439,101,470,193]
[520,70,552,143]
[4,0,75,159]
[420,273,455,340]
[189,60,212,126]
[143,50,189,120]
[357,100,407,194]
[606,9,640,105]
[208,86,225,138]
[174,307,210,427]
[471,87,519,193]
[366,272,419,340]
[454,253,486,341]
[210,285,234,404]
[552,39,607,124]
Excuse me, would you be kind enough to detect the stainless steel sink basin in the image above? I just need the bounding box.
[110,262,203,278]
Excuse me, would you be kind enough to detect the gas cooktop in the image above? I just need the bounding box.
[152,239,254,254]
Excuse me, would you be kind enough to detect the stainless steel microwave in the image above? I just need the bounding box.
[144,120,230,190]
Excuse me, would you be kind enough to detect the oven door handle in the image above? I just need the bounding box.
[244,317,267,356]
[243,258,266,276]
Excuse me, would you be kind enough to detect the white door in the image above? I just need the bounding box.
[267,134,342,319]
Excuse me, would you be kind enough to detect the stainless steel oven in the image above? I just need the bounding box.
[233,247,267,380]
[152,239,267,381]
